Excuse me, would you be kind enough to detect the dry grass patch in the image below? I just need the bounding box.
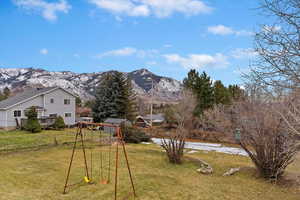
[0,144,299,200]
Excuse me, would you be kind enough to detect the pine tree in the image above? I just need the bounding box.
[213,80,231,105]
[196,72,215,115]
[183,70,214,116]
[53,116,65,130]
[75,97,82,107]
[92,72,136,122]
[228,84,246,102]
[183,69,199,90]
[3,87,10,98]
[24,107,41,133]
[0,91,5,101]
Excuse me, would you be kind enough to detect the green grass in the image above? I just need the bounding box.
[0,140,299,200]
[0,129,98,152]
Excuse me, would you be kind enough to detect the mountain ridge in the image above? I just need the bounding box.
[0,67,182,103]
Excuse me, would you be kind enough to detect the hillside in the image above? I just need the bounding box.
[0,68,182,103]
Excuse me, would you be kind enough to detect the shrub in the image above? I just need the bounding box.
[234,101,299,180]
[161,128,186,164]
[24,107,42,133]
[121,125,151,144]
[52,116,65,130]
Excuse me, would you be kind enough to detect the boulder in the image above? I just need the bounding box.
[223,167,240,176]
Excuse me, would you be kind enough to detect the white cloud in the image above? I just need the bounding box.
[207,25,253,36]
[40,48,48,55]
[262,25,281,33]
[164,53,229,69]
[230,48,258,59]
[88,0,213,18]
[73,53,80,58]
[97,47,137,58]
[163,44,172,48]
[96,47,158,58]
[13,0,71,21]
[146,61,157,65]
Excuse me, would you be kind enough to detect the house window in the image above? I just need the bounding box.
[50,98,54,103]
[49,114,57,118]
[64,99,71,105]
[65,113,72,118]
[13,110,21,117]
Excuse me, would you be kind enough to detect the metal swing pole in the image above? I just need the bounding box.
[107,127,112,183]
[90,127,94,182]
[79,124,90,181]
[114,130,120,200]
[119,127,137,197]
[63,127,80,194]
[99,128,104,183]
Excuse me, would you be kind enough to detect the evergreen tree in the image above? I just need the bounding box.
[184,70,214,116]
[183,69,199,90]
[3,87,10,98]
[213,80,231,105]
[92,72,136,122]
[75,97,82,107]
[53,116,65,130]
[24,107,41,133]
[228,84,246,102]
[0,91,5,101]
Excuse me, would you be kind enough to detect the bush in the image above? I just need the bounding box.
[52,116,65,130]
[121,125,151,144]
[235,101,299,180]
[24,107,42,133]
[161,128,186,164]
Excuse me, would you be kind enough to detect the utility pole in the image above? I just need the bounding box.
[150,77,153,127]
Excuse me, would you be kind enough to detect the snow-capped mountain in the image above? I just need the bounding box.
[0,68,182,102]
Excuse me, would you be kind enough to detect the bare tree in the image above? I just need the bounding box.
[161,90,196,164]
[246,0,300,92]
[234,100,299,180]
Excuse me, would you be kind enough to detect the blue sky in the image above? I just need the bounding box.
[0,0,265,85]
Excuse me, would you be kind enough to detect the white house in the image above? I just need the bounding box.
[0,87,76,129]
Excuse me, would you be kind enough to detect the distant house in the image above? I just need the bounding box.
[103,118,132,134]
[0,87,76,129]
[135,116,151,128]
[135,113,165,127]
[76,106,93,123]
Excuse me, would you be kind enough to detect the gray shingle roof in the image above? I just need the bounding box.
[0,87,57,110]
[143,114,165,121]
[104,118,129,124]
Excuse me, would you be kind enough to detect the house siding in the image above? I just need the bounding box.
[6,95,44,127]
[44,89,76,125]
[0,111,6,128]
[0,88,76,128]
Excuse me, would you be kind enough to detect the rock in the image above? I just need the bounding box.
[223,168,240,176]
[195,159,213,174]
[187,150,198,154]
[197,166,213,174]
[185,156,213,175]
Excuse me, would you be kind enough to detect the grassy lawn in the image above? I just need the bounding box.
[0,129,95,152]
[0,134,299,200]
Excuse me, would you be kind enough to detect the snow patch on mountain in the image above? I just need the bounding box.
[0,67,182,102]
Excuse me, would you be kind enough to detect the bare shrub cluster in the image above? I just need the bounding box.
[234,100,299,180]
[161,90,196,164]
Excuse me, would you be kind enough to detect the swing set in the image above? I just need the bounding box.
[63,122,136,200]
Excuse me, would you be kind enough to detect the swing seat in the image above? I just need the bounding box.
[84,176,91,183]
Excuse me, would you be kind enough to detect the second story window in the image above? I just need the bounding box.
[13,110,21,117]
[65,113,72,117]
[64,99,70,105]
[50,98,54,103]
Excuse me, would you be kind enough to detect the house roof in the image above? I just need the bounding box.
[104,118,129,124]
[143,114,165,121]
[0,87,76,110]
